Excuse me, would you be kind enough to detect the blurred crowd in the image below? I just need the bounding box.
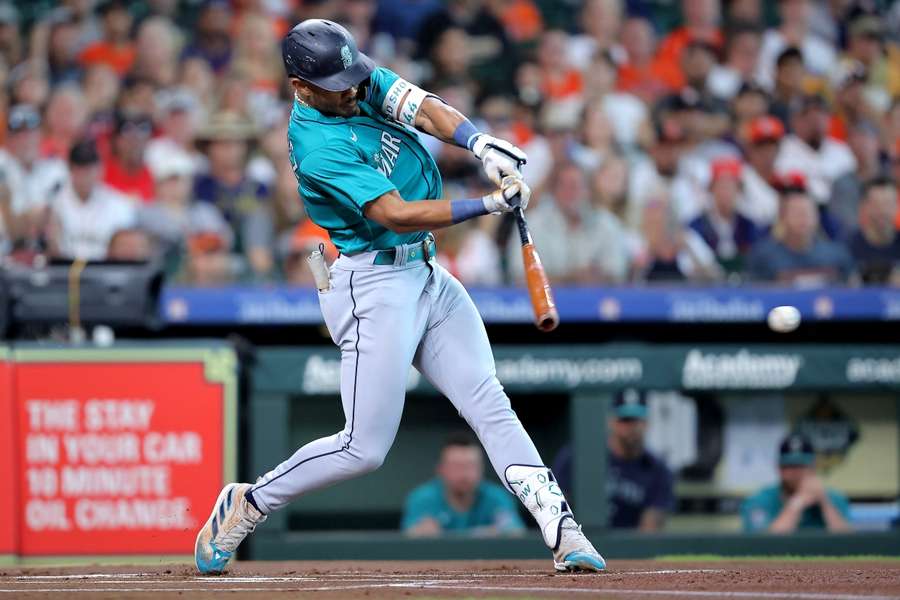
[0,0,898,287]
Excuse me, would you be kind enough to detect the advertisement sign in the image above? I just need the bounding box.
[13,347,235,556]
[256,345,900,395]
[0,348,15,558]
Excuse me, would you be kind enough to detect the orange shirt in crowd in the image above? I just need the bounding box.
[829,114,849,142]
[654,27,723,90]
[498,0,543,43]
[79,42,136,76]
[292,218,337,260]
[510,120,534,147]
[542,69,583,100]
[617,61,677,102]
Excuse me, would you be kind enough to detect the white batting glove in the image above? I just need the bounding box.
[471,134,527,186]
[482,175,531,214]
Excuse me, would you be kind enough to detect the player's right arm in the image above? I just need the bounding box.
[298,144,529,234]
[364,179,527,233]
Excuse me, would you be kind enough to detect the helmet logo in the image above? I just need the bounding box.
[340,45,352,69]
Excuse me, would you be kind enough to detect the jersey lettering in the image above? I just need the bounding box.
[375,131,402,177]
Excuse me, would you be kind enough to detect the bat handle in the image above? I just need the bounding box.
[510,195,531,245]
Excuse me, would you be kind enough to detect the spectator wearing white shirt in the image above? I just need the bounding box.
[0,105,68,245]
[628,118,704,228]
[507,162,629,284]
[755,0,836,90]
[580,50,648,155]
[708,22,764,101]
[775,94,856,207]
[145,87,206,175]
[568,0,626,71]
[48,138,135,261]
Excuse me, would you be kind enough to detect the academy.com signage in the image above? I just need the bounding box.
[682,348,804,389]
[301,353,643,394]
[278,344,900,396]
[494,355,642,388]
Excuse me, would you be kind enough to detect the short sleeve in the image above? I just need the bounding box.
[400,485,436,531]
[299,145,396,213]
[741,492,775,533]
[365,66,400,112]
[108,193,137,230]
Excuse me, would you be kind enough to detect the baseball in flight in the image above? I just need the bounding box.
[767,305,801,333]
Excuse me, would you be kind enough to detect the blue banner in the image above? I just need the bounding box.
[160,285,900,326]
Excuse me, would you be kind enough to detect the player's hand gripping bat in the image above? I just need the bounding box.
[508,177,559,332]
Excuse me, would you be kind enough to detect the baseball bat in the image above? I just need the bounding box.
[512,202,559,332]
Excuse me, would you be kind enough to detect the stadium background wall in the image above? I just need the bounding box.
[0,339,897,562]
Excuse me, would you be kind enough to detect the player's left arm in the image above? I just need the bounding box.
[414,96,527,186]
[371,68,526,185]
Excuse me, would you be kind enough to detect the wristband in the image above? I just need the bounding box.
[450,197,489,224]
[452,120,481,151]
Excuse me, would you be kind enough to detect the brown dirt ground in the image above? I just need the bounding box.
[2,559,899,599]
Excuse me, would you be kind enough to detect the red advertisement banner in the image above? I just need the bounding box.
[15,360,229,556]
[0,354,15,556]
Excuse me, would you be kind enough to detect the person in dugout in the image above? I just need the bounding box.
[553,389,674,532]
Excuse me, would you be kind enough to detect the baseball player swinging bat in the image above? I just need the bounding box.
[194,18,603,576]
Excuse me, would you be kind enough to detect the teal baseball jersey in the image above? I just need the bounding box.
[287,67,443,254]
[401,478,525,533]
[740,485,851,532]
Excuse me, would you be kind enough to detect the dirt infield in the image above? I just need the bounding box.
[2,559,900,599]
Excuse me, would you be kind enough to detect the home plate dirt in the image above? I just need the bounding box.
[2,560,899,599]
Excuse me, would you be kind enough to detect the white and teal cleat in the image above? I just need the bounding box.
[195,483,266,575]
[553,518,606,572]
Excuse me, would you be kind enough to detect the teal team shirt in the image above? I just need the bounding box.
[740,485,851,532]
[287,67,443,254]
[401,479,525,533]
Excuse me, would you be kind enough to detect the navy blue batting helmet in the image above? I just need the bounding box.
[282,19,375,92]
